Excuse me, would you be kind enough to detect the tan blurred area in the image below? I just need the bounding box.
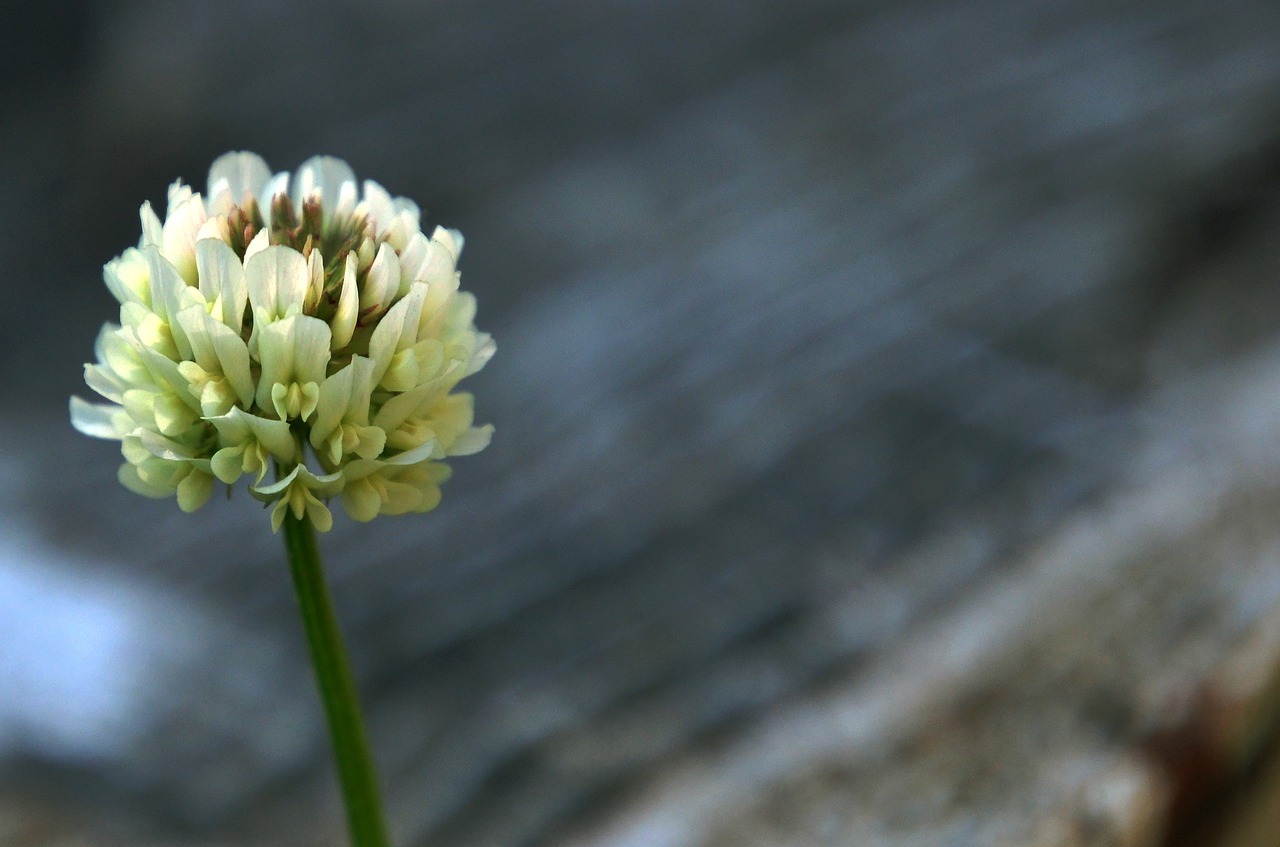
[4,0,1280,845]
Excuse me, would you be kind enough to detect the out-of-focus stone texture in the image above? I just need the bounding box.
[4,0,1280,845]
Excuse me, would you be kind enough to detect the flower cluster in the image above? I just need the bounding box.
[71,152,494,531]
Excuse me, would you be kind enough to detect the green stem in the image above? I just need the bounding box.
[282,512,392,847]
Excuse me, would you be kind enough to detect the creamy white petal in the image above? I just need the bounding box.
[306,247,324,315]
[290,316,333,385]
[251,463,299,496]
[132,455,186,491]
[210,447,250,485]
[97,325,152,387]
[432,226,464,260]
[161,192,207,285]
[246,245,309,322]
[84,363,128,404]
[103,248,150,307]
[309,359,355,445]
[137,345,201,412]
[368,283,426,387]
[393,196,421,223]
[166,180,193,209]
[340,439,438,483]
[144,246,198,361]
[252,463,343,527]
[310,355,374,445]
[195,238,248,333]
[331,180,359,231]
[467,333,496,376]
[243,227,271,265]
[292,156,356,212]
[121,303,177,361]
[121,432,152,465]
[330,253,359,350]
[383,210,417,252]
[208,408,298,463]
[195,215,231,245]
[175,306,219,372]
[139,428,195,461]
[69,397,129,440]
[396,231,433,289]
[361,242,400,315]
[176,306,254,408]
[256,315,333,413]
[361,179,396,235]
[207,151,272,213]
[255,321,295,413]
[447,291,479,331]
[152,392,198,436]
[139,201,163,247]
[371,382,432,433]
[259,171,290,217]
[118,462,173,498]
[208,323,254,408]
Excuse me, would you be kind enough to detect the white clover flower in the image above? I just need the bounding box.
[72,152,494,532]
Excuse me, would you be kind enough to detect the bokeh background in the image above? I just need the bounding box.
[5,1,1280,845]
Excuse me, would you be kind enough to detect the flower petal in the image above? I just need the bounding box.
[195,238,248,331]
[256,314,333,414]
[139,201,163,248]
[177,306,255,409]
[207,151,272,214]
[243,226,271,266]
[449,424,494,456]
[144,246,198,360]
[341,478,382,522]
[246,245,309,323]
[433,226,464,260]
[253,462,342,498]
[259,171,290,217]
[330,253,359,350]
[305,247,324,315]
[310,355,375,446]
[292,155,356,215]
[69,397,129,440]
[361,242,400,316]
[360,179,396,235]
[208,324,255,409]
[176,470,214,512]
[84,363,128,404]
[368,283,426,388]
[118,462,172,498]
[208,407,298,463]
[340,438,438,483]
[309,358,354,446]
[162,191,208,286]
[371,382,432,433]
[467,333,496,376]
[103,248,150,307]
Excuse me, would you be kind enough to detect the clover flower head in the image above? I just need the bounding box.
[71,152,494,531]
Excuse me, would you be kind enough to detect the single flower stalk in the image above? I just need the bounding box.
[71,151,494,532]
[70,152,496,847]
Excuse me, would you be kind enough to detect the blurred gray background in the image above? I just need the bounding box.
[5,1,1280,845]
